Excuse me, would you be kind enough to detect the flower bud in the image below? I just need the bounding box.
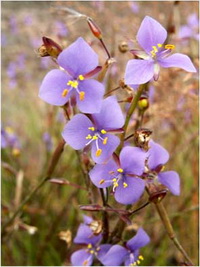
[138,95,149,110]
[118,41,129,53]
[87,17,102,39]
[38,36,62,58]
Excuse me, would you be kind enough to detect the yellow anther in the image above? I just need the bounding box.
[87,244,92,249]
[83,260,89,266]
[137,260,141,265]
[165,44,175,50]
[101,129,107,134]
[67,80,78,88]
[157,43,162,47]
[152,46,158,52]
[99,179,105,185]
[123,182,128,188]
[103,137,108,145]
[117,168,123,173]
[133,262,137,266]
[5,126,13,134]
[78,75,84,80]
[92,136,98,140]
[88,127,95,131]
[12,148,20,157]
[79,91,85,101]
[112,178,117,182]
[113,182,119,188]
[90,250,95,254]
[86,134,92,139]
[62,89,69,97]
[96,149,102,157]
[150,51,156,57]
[138,255,144,261]
[161,165,165,171]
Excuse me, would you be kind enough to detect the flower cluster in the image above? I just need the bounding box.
[38,15,196,266]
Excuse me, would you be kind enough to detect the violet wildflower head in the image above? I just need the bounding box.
[144,140,180,196]
[101,228,150,266]
[178,13,199,41]
[39,37,104,114]
[71,216,111,266]
[125,16,196,85]
[89,146,146,204]
[62,96,124,164]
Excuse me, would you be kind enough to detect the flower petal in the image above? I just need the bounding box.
[100,245,128,266]
[126,228,150,251]
[76,79,105,114]
[58,37,98,77]
[71,249,93,266]
[89,160,117,188]
[83,215,93,224]
[120,146,146,175]
[114,177,145,205]
[159,53,196,72]
[39,69,72,106]
[92,96,125,130]
[125,59,154,85]
[147,140,169,170]
[91,134,120,164]
[74,223,102,245]
[62,114,93,150]
[137,16,167,53]
[158,171,180,195]
[97,244,112,263]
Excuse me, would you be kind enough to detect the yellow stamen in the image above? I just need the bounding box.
[113,182,119,188]
[165,44,175,50]
[96,149,102,157]
[103,137,108,145]
[87,244,92,249]
[79,91,85,101]
[151,51,156,57]
[86,134,92,139]
[96,247,101,251]
[101,129,107,134]
[117,168,123,173]
[78,75,84,80]
[92,136,98,140]
[152,45,158,52]
[62,89,69,97]
[12,148,20,157]
[123,182,128,188]
[99,179,105,185]
[83,260,89,266]
[90,250,95,254]
[161,165,165,171]
[67,80,78,88]
[112,178,117,182]
[5,126,14,134]
[88,127,95,131]
[157,43,162,47]
[138,255,144,261]
[137,260,141,265]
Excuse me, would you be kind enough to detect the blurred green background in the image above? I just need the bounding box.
[1,1,199,266]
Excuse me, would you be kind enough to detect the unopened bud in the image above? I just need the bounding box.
[87,17,102,39]
[148,189,168,203]
[138,96,149,110]
[118,41,129,53]
[38,36,62,58]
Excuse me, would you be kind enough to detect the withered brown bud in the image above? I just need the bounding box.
[38,36,62,58]
[118,41,129,53]
[134,128,152,151]
[87,17,102,39]
[148,189,168,203]
[88,220,103,235]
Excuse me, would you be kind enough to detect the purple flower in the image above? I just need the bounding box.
[62,96,124,164]
[39,37,104,113]
[101,228,150,266]
[178,13,199,41]
[54,21,68,37]
[89,146,146,204]
[145,140,180,195]
[71,217,111,266]
[125,16,196,85]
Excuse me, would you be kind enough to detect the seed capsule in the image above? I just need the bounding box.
[38,36,62,58]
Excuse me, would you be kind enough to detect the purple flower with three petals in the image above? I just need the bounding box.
[145,140,180,196]
[71,216,111,266]
[62,96,124,164]
[101,228,150,266]
[89,146,146,204]
[125,16,196,85]
[178,13,199,41]
[39,37,104,114]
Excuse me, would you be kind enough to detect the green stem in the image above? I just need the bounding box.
[100,188,109,242]
[154,202,194,265]
[1,139,66,238]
